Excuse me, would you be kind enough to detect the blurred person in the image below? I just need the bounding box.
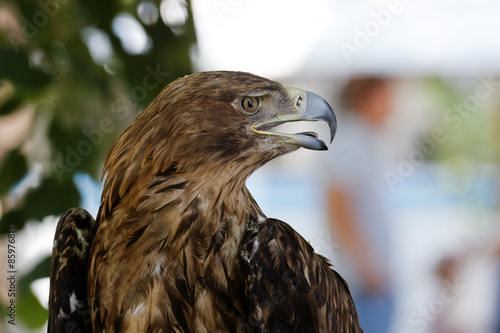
[433,254,466,333]
[325,78,395,333]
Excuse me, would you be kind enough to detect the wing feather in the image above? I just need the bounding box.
[48,208,96,333]
[239,218,363,333]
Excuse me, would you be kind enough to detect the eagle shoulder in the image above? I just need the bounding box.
[239,218,363,333]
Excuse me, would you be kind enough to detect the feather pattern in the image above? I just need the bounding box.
[48,208,96,332]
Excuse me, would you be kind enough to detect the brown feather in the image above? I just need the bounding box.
[79,71,362,332]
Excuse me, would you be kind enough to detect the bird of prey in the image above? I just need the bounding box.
[48,71,362,332]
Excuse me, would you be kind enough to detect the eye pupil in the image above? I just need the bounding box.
[241,96,259,113]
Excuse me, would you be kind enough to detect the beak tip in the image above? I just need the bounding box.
[329,125,337,144]
[304,91,337,146]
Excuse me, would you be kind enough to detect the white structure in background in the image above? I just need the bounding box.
[193,0,500,78]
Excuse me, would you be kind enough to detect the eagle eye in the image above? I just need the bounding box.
[241,96,259,114]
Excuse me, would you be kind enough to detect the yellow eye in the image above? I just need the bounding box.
[241,96,259,114]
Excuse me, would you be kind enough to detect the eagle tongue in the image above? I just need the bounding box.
[288,132,327,150]
[296,131,318,139]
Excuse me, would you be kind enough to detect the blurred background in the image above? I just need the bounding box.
[0,0,499,332]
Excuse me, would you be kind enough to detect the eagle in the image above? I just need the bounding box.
[48,71,362,332]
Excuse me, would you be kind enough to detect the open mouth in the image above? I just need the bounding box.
[251,121,327,150]
[253,122,320,139]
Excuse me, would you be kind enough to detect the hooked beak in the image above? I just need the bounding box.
[250,87,337,150]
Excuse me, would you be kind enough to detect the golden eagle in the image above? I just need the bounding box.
[48,71,362,332]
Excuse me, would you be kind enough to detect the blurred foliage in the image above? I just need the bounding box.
[424,78,500,165]
[420,78,500,207]
[0,0,196,329]
[0,176,80,234]
[17,256,53,329]
[0,149,27,196]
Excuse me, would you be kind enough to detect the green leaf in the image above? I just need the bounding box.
[17,286,48,329]
[23,176,81,220]
[0,149,27,196]
[0,175,80,235]
[0,49,51,89]
[49,118,112,181]
[14,256,52,328]
[0,96,22,116]
[0,210,26,234]
[19,256,51,292]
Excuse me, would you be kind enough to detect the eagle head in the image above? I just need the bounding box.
[101,71,335,212]
[133,71,333,166]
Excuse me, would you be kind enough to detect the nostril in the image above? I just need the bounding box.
[296,96,303,108]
